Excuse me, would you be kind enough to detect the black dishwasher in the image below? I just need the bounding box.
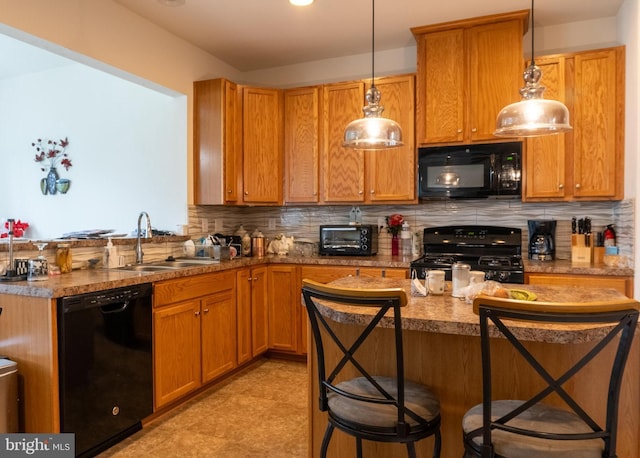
[58,283,153,457]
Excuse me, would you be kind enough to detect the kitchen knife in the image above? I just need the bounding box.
[571,217,576,234]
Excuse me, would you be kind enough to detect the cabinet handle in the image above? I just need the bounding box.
[575,183,581,189]
[248,277,252,282]
[457,129,463,133]
[244,191,249,195]
[195,311,200,316]
[203,308,209,313]
[313,192,318,196]
[381,269,386,278]
[252,277,258,281]
[227,189,232,194]
[558,184,564,189]
[370,190,375,194]
[471,128,477,133]
[359,190,363,195]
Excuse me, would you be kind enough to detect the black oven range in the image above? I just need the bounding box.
[410,225,524,284]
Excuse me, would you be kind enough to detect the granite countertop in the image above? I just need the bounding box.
[0,253,633,299]
[308,276,632,344]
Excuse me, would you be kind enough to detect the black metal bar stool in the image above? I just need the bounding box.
[462,295,639,458]
[302,279,442,458]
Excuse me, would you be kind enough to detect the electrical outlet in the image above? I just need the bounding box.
[201,218,208,233]
[215,219,223,233]
[377,217,386,229]
[268,218,276,230]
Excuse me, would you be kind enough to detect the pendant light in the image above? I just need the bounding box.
[494,0,572,137]
[343,0,403,149]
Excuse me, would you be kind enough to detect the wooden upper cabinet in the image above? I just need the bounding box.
[572,48,624,200]
[322,81,366,202]
[523,46,624,202]
[194,78,242,204]
[284,87,320,203]
[366,74,416,203]
[412,10,528,145]
[321,75,416,204]
[242,86,283,204]
[524,56,568,200]
[415,28,465,144]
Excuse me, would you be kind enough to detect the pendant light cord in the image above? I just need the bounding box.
[530,0,535,66]
[371,0,375,89]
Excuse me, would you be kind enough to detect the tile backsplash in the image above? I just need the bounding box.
[189,198,634,266]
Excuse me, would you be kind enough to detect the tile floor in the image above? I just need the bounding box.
[99,358,308,457]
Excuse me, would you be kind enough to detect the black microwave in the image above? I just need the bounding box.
[319,225,378,256]
[418,142,522,199]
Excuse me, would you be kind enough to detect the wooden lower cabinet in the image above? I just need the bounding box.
[236,266,269,361]
[525,273,633,297]
[268,265,302,354]
[153,270,237,409]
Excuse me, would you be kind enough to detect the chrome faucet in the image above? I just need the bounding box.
[135,211,152,264]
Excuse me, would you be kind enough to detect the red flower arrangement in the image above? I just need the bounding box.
[386,214,404,236]
[0,220,29,238]
[33,137,72,171]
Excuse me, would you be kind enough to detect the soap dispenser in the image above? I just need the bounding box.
[104,237,118,268]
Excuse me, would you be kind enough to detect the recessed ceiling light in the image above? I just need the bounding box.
[290,0,314,6]
[157,0,186,6]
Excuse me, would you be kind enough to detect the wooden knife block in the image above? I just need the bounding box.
[571,234,593,265]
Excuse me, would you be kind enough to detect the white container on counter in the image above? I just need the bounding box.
[452,262,470,297]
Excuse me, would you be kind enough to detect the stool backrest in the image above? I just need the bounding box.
[471,295,640,456]
[301,279,425,434]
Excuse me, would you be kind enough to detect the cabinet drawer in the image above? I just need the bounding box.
[525,273,632,297]
[154,270,236,307]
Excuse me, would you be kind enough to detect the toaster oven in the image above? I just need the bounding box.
[319,225,378,256]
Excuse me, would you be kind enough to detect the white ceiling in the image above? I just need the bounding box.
[114,0,624,71]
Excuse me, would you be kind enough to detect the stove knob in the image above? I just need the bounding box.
[498,271,510,282]
[485,270,496,281]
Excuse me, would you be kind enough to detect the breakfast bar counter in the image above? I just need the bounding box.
[306,277,640,457]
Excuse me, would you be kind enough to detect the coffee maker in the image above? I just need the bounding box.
[528,220,556,261]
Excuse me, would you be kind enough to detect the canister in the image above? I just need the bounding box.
[56,244,73,273]
[451,262,470,297]
[251,232,265,258]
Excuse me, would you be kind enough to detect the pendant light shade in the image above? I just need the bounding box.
[494,0,572,137]
[343,0,403,149]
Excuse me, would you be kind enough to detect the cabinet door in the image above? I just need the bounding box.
[367,75,416,203]
[415,28,465,144]
[194,78,241,204]
[359,267,408,279]
[468,20,524,141]
[523,57,569,200]
[153,300,201,408]
[236,268,253,365]
[201,288,237,383]
[572,48,622,199]
[251,266,269,356]
[224,81,242,203]
[322,81,366,202]
[268,265,300,353]
[284,87,320,203]
[242,87,283,204]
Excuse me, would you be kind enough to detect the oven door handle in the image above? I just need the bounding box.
[100,300,130,314]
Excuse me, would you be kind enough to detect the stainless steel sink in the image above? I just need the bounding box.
[116,258,220,272]
[154,258,220,267]
[117,264,180,272]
